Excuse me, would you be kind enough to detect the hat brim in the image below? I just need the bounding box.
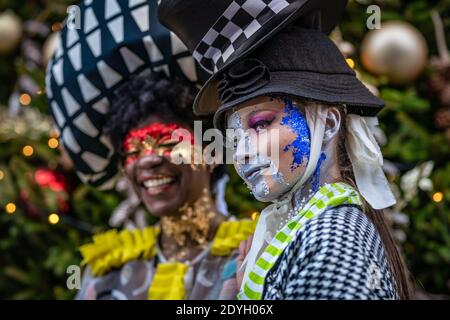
[212,71,385,131]
[193,0,348,116]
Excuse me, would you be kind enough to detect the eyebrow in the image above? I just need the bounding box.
[227,98,285,125]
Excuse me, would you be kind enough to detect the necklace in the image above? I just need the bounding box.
[160,188,216,261]
[275,187,315,233]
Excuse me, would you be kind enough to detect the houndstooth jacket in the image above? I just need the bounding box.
[263,205,398,300]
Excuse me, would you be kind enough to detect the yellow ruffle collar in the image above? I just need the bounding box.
[79,226,159,277]
[148,219,256,300]
[148,262,189,299]
[210,219,257,256]
[79,219,256,280]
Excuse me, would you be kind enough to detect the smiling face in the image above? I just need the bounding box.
[226,96,311,202]
[123,117,211,218]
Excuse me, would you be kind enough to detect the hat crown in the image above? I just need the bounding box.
[159,0,231,53]
[249,26,354,75]
[211,26,384,130]
[159,0,348,74]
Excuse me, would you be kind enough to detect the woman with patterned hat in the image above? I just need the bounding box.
[46,0,254,300]
[159,0,413,299]
[76,70,255,300]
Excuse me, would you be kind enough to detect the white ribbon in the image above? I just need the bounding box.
[346,114,396,210]
[213,174,230,216]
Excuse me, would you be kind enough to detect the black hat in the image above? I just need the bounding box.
[158,0,348,115]
[46,0,205,189]
[211,26,385,130]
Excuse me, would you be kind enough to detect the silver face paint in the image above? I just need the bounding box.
[236,151,272,201]
[227,111,243,130]
[274,170,288,186]
[236,154,287,201]
[227,109,292,202]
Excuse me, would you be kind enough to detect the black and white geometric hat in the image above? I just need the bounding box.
[46,0,205,189]
[158,0,348,115]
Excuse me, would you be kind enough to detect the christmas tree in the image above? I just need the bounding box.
[0,0,449,299]
[339,0,450,297]
[0,0,123,299]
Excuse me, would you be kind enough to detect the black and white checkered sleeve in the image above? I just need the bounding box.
[263,205,398,300]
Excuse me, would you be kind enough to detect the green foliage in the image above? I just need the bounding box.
[0,1,119,299]
[0,107,120,299]
[342,1,450,295]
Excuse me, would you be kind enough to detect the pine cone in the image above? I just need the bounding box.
[429,73,446,93]
[440,85,450,107]
[429,57,450,107]
[434,108,450,129]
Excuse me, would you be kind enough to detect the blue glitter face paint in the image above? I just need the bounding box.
[280,99,311,170]
[311,152,326,193]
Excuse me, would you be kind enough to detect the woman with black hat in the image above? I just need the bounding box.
[46,0,255,300]
[159,0,413,299]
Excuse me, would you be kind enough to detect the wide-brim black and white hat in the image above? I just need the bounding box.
[158,0,348,115]
[46,0,206,189]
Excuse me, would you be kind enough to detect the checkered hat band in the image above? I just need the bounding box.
[193,0,295,73]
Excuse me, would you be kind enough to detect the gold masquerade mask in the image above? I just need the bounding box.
[122,122,194,166]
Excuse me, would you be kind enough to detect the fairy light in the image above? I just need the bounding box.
[6,203,16,215]
[251,211,259,221]
[0,170,4,181]
[50,129,60,139]
[51,22,62,32]
[48,138,59,149]
[346,58,355,69]
[19,93,31,106]
[48,213,60,225]
[432,192,444,203]
[22,145,34,157]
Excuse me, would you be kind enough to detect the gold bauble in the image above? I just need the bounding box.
[0,11,23,54]
[361,21,428,85]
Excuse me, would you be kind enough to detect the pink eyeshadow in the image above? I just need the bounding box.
[248,112,276,128]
